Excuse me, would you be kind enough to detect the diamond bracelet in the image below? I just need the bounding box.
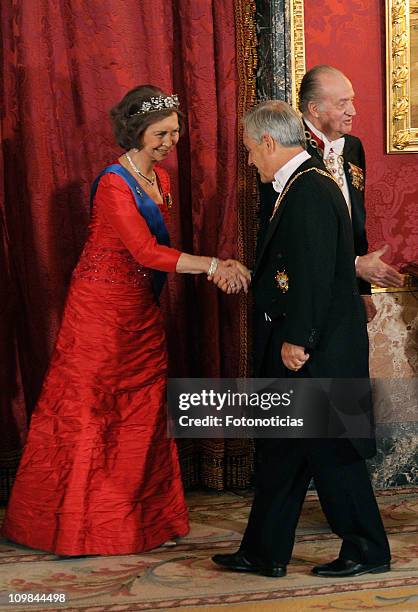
[207,257,219,276]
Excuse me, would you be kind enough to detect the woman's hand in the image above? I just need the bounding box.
[208,259,251,294]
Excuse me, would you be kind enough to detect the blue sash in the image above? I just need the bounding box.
[90,164,170,299]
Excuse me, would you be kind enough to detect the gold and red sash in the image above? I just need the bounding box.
[303,122,325,157]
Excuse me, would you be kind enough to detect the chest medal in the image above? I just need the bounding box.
[275,269,289,293]
[348,162,365,192]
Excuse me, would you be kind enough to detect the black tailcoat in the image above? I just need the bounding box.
[253,157,375,459]
[241,157,390,566]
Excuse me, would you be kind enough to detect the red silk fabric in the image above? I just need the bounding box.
[0,1,239,477]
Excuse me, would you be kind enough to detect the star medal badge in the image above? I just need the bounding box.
[275,269,289,293]
[348,162,365,191]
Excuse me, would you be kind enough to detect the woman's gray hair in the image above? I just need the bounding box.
[243,100,306,148]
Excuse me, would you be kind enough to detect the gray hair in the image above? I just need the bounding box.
[298,65,344,114]
[243,100,306,148]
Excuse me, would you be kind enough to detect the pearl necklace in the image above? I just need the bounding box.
[125,151,155,186]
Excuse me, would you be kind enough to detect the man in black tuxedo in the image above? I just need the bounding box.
[212,100,391,578]
[258,65,403,324]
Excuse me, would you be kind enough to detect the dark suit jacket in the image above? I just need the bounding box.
[253,157,375,459]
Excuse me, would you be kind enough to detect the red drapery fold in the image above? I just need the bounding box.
[0,0,247,498]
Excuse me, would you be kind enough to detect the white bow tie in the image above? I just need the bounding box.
[324,137,345,159]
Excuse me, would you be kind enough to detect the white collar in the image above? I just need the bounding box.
[272,150,311,194]
[304,118,345,157]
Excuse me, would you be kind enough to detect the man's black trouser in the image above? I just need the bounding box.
[240,438,391,566]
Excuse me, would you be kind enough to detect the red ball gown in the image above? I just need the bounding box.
[2,166,189,555]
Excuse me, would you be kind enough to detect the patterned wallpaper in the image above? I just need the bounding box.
[304,0,417,269]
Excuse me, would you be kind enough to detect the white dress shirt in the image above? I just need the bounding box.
[272,150,311,194]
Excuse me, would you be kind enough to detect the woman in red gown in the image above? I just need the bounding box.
[2,85,250,556]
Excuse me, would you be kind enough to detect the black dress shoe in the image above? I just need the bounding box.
[312,558,391,577]
[212,550,286,577]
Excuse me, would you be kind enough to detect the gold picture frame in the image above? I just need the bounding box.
[290,0,306,109]
[386,0,418,152]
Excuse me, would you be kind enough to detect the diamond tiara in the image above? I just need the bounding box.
[127,94,180,117]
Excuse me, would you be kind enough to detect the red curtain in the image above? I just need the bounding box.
[0,0,243,499]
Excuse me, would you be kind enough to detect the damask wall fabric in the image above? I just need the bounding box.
[304,0,417,268]
[0,0,243,499]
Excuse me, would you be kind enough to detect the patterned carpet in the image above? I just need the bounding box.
[0,487,417,611]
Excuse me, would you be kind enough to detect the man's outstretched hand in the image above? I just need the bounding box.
[356,245,404,288]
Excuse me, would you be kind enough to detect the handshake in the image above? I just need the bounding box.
[207,258,251,294]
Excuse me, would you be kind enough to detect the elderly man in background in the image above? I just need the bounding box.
[300,64,404,321]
